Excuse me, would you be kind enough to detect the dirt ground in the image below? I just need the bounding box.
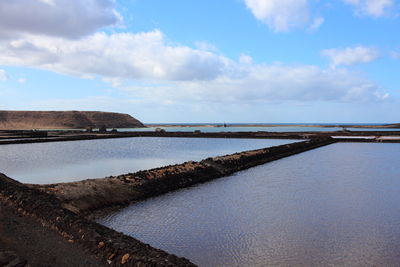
[0,203,107,267]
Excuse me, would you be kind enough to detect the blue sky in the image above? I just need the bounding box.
[0,0,399,123]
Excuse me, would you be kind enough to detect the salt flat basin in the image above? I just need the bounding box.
[0,137,297,184]
[99,143,400,266]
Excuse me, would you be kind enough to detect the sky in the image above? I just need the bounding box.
[0,0,399,123]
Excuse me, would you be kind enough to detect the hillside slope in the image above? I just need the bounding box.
[0,111,144,130]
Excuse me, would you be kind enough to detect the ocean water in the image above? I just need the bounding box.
[0,137,296,184]
[99,143,400,266]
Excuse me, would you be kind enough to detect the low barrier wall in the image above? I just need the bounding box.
[36,138,335,215]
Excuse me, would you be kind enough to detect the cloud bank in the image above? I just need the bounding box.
[0,31,388,103]
[0,0,389,105]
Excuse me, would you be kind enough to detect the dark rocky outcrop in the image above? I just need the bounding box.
[0,111,144,130]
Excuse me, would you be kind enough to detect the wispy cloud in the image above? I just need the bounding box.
[17,78,26,84]
[0,69,8,81]
[308,17,324,31]
[390,51,400,60]
[321,46,379,68]
[194,41,218,52]
[342,0,396,17]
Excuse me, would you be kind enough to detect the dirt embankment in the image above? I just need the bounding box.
[383,123,400,128]
[0,174,195,266]
[35,138,334,215]
[0,138,333,266]
[0,110,144,130]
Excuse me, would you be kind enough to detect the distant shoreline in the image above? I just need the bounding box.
[145,123,400,129]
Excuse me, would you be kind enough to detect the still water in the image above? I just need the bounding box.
[99,143,400,266]
[119,126,345,132]
[0,137,295,184]
[118,124,398,132]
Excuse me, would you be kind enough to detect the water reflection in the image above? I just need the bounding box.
[99,143,400,266]
[0,137,295,184]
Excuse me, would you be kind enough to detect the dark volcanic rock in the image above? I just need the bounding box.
[0,251,27,267]
[0,110,144,130]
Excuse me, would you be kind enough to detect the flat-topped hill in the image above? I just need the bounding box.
[0,111,144,130]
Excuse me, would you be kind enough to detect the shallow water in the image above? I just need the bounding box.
[99,143,400,266]
[0,137,295,184]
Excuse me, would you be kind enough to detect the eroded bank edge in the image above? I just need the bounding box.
[0,175,195,266]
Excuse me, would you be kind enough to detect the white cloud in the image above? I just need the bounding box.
[0,31,232,81]
[321,46,379,68]
[194,41,218,52]
[243,0,322,32]
[239,54,253,64]
[0,0,121,39]
[342,0,395,17]
[0,29,388,104]
[123,64,388,103]
[308,17,324,31]
[0,69,8,81]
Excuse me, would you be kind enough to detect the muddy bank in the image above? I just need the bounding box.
[34,139,334,216]
[0,174,195,266]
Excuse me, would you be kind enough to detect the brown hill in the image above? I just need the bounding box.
[0,111,144,130]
